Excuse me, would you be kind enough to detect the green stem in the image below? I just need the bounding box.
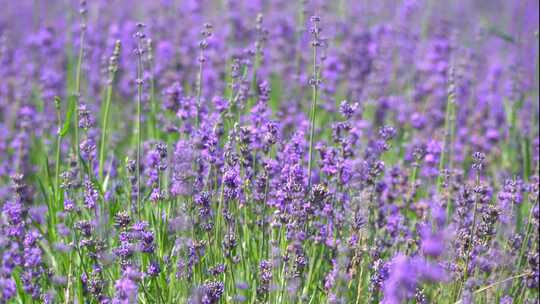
[438,66,456,218]
[512,203,536,296]
[408,163,419,202]
[447,92,456,206]
[136,39,143,216]
[196,48,204,127]
[98,84,113,182]
[54,97,62,199]
[355,246,366,304]
[150,75,157,139]
[74,22,85,169]
[460,173,480,297]
[307,19,320,189]
[99,40,121,182]
[453,272,531,304]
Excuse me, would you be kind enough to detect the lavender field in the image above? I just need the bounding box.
[0,0,539,303]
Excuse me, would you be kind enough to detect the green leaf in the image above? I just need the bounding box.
[487,26,517,44]
[37,177,50,208]
[60,94,76,137]
[44,155,53,188]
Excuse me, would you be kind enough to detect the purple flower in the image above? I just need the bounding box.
[147,261,161,277]
[113,267,140,304]
[382,254,446,304]
[420,226,445,258]
[0,277,16,301]
[83,180,99,209]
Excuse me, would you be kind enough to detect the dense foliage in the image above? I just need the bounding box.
[0,0,538,303]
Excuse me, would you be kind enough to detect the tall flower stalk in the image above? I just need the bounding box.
[54,96,62,199]
[135,23,145,214]
[98,40,121,182]
[438,65,457,217]
[196,23,212,127]
[460,152,486,296]
[307,15,322,189]
[74,0,87,169]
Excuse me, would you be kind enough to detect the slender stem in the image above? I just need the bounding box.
[214,179,225,250]
[408,163,419,202]
[64,261,72,304]
[196,47,204,127]
[196,24,212,127]
[98,84,113,181]
[136,36,144,216]
[145,39,158,140]
[438,66,456,218]
[294,0,306,77]
[99,41,120,182]
[149,74,157,139]
[437,96,450,191]
[55,98,62,199]
[447,93,456,205]
[460,173,481,296]
[355,268,364,304]
[153,276,166,304]
[307,18,320,189]
[453,272,531,304]
[74,21,86,169]
[355,242,366,304]
[511,202,536,297]
[247,14,264,112]
[516,207,535,269]
[261,173,270,258]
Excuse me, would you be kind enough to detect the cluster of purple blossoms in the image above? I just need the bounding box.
[0,0,538,303]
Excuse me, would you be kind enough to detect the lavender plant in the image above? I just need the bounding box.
[0,1,538,303]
